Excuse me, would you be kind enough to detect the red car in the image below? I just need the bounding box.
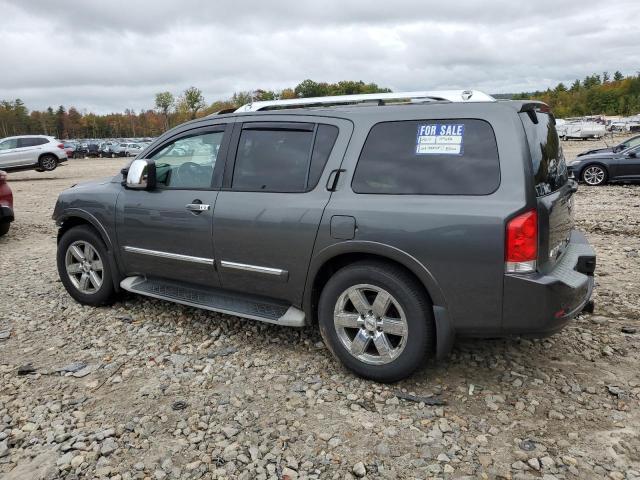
[0,170,14,236]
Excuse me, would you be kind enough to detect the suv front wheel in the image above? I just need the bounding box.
[318,261,434,382]
[57,225,116,305]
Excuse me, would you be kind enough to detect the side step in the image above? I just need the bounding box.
[120,276,306,327]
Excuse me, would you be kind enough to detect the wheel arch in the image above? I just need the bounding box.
[56,210,122,291]
[303,241,454,359]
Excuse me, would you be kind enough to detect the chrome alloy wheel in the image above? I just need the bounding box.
[333,284,408,365]
[583,166,605,185]
[65,241,104,294]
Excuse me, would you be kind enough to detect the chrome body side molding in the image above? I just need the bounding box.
[123,246,214,266]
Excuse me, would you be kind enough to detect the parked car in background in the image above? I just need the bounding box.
[568,143,640,185]
[0,135,68,172]
[112,143,144,157]
[577,134,640,157]
[63,142,76,158]
[0,170,14,236]
[74,143,88,158]
[53,91,596,382]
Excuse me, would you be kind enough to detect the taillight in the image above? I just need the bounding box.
[505,210,538,273]
[58,143,65,149]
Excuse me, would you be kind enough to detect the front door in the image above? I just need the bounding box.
[116,124,231,288]
[613,145,640,179]
[212,119,351,304]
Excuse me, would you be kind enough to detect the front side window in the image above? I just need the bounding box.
[352,119,500,195]
[0,139,18,150]
[622,136,640,151]
[150,131,224,189]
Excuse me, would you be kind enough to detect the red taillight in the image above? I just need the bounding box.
[506,210,538,273]
[57,143,65,149]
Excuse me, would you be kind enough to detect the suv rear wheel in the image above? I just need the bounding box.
[39,154,58,172]
[318,261,434,382]
[57,226,116,305]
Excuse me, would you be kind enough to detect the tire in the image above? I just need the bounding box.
[39,154,58,171]
[0,222,10,237]
[318,261,434,382]
[581,164,608,186]
[57,225,116,306]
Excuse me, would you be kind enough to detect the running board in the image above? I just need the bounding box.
[120,276,305,327]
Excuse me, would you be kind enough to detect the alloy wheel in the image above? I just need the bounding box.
[583,166,605,185]
[333,284,408,365]
[65,241,104,294]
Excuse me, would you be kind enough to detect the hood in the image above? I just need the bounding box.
[70,176,118,189]
[571,151,616,163]
[577,146,613,157]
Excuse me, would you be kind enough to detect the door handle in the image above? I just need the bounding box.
[186,203,210,212]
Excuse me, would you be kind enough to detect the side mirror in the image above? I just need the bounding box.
[124,159,156,190]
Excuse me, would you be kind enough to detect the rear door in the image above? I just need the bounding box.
[16,137,48,165]
[519,106,572,273]
[212,117,351,304]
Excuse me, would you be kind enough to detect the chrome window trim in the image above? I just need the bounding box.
[124,246,214,265]
[220,260,286,276]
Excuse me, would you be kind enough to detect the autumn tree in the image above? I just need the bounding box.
[154,91,174,129]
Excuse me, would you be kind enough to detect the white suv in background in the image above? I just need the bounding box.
[0,135,69,172]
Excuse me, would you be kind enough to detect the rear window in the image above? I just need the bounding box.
[352,119,500,195]
[520,110,568,196]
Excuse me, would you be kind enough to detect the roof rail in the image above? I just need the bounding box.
[234,90,496,112]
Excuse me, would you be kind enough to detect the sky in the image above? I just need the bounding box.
[1,0,639,114]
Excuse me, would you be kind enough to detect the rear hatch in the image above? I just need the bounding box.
[519,104,574,274]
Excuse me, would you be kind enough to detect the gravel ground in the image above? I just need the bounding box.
[1,136,639,480]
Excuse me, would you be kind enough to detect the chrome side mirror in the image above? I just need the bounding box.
[125,159,156,190]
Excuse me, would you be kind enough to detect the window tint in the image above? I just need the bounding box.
[520,111,568,196]
[18,137,47,147]
[150,131,224,189]
[309,124,339,189]
[352,119,500,195]
[623,136,640,150]
[233,128,314,192]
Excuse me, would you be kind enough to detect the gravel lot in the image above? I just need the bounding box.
[1,136,639,479]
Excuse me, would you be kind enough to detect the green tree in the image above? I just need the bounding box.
[154,91,174,129]
[613,71,624,81]
[182,87,205,119]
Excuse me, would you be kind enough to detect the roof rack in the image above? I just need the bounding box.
[234,90,495,112]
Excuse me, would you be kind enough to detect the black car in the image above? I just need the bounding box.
[568,143,640,185]
[577,134,640,157]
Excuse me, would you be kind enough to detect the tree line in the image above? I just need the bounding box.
[0,80,389,139]
[512,71,640,118]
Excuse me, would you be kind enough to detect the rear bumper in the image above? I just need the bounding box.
[502,230,595,336]
[0,205,14,223]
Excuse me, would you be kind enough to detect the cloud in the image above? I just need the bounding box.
[1,0,639,113]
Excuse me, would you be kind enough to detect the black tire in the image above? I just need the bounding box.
[318,261,434,383]
[57,225,116,306]
[39,154,58,171]
[581,164,608,186]
[0,222,10,237]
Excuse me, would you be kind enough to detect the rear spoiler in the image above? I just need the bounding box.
[518,102,553,125]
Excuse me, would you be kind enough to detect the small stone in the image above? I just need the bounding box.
[282,466,298,479]
[222,426,239,438]
[540,456,555,469]
[71,454,85,468]
[352,461,366,477]
[0,441,9,458]
[57,452,74,467]
[100,438,118,456]
[527,458,541,471]
[437,453,450,462]
[328,437,341,447]
[154,470,167,480]
[548,410,565,420]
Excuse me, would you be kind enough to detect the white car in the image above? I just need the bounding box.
[0,135,68,172]
[112,143,145,157]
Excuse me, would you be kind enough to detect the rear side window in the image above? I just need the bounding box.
[18,137,48,147]
[232,123,339,192]
[352,119,500,195]
[520,110,568,196]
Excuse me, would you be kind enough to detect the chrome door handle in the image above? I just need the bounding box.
[186,203,210,212]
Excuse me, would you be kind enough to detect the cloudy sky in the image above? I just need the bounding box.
[1,0,639,114]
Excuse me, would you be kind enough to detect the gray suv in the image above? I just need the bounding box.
[53,91,596,382]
